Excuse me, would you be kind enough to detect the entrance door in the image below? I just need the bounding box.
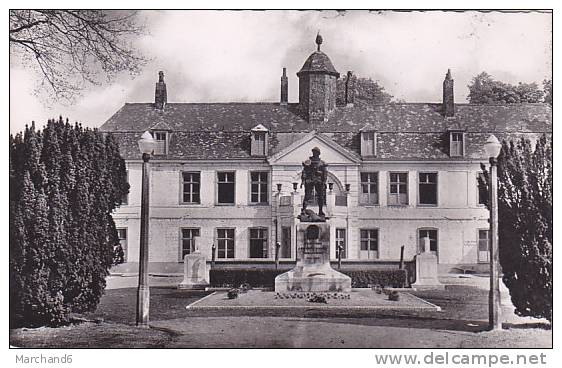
[360,229,379,259]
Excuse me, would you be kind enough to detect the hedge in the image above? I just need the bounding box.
[346,270,407,288]
[209,268,408,288]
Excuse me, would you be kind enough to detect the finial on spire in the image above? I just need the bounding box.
[158,71,165,83]
[315,31,323,51]
[445,69,452,80]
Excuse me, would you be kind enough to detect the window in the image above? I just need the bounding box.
[121,170,129,205]
[336,228,347,259]
[361,131,376,156]
[478,229,490,263]
[418,229,438,255]
[250,172,268,204]
[281,227,291,258]
[250,125,269,156]
[153,131,167,155]
[249,227,268,258]
[388,172,408,205]
[180,228,200,260]
[450,132,464,157]
[477,172,488,205]
[360,172,379,205]
[419,172,438,205]
[252,132,267,156]
[182,172,200,204]
[217,172,235,204]
[217,228,235,259]
[117,228,127,262]
[360,229,378,259]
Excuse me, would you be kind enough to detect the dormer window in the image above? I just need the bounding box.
[153,131,168,155]
[360,131,377,157]
[449,131,464,157]
[251,124,269,156]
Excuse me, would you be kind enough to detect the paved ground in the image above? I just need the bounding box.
[9,274,551,348]
[151,316,550,348]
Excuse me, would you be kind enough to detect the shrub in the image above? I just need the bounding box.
[388,291,400,301]
[227,289,239,299]
[209,268,408,288]
[308,295,328,304]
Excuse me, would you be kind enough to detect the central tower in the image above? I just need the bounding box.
[297,33,340,124]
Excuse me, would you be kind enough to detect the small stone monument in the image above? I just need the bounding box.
[275,223,351,292]
[412,237,444,290]
[275,147,351,293]
[178,247,209,290]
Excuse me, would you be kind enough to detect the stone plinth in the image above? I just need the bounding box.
[412,252,444,290]
[178,252,209,290]
[275,222,351,293]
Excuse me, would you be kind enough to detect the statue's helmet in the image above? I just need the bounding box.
[312,147,321,154]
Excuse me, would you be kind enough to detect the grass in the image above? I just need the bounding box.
[82,286,210,324]
[10,287,209,348]
[10,284,551,348]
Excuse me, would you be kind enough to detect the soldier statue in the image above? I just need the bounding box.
[299,147,328,221]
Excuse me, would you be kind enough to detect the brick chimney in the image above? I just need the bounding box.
[345,71,355,107]
[280,67,288,106]
[443,69,454,117]
[155,71,167,110]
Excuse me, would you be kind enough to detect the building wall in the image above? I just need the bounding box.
[112,159,491,274]
[298,73,337,122]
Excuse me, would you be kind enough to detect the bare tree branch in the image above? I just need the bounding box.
[10,9,148,103]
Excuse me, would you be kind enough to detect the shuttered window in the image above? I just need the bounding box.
[388,172,408,205]
[450,132,464,157]
[361,131,376,156]
[153,131,167,155]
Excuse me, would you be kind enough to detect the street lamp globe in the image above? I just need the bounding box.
[138,131,156,155]
[484,135,502,159]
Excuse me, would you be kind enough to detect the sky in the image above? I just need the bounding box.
[9,10,552,134]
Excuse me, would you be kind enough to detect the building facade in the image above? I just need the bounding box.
[102,36,552,274]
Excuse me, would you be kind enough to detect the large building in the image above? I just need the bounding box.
[102,35,552,275]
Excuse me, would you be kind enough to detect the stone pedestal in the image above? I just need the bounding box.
[178,252,209,290]
[412,252,444,290]
[275,222,351,293]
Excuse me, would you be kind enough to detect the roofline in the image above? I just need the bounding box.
[102,130,552,134]
[123,158,500,165]
[111,101,552,108]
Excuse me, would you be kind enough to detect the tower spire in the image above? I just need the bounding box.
[315,31,323,51]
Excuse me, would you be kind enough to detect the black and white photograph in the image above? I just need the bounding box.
[7,5,554,362]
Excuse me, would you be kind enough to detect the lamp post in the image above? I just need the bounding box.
[136,131,156,327]
[484,134,502,331]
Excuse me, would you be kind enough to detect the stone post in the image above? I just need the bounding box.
[136,153,151,327]
[275,242,281,270]
[178,251,209,290]
[326,189,335,217]
[489,158,502,330]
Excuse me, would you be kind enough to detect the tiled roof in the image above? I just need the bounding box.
[101,103,310,132]
[101,102,551,161]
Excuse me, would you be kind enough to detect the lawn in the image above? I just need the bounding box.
[10,282,551,348]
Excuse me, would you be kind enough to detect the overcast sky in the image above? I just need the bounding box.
[9,10,552,134]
